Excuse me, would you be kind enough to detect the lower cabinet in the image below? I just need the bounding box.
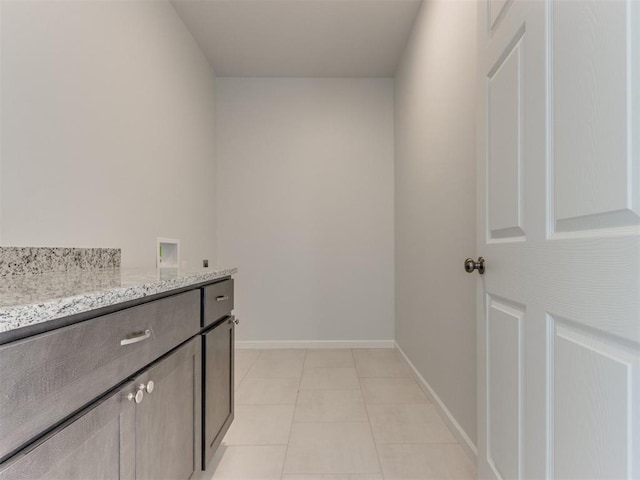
[0,338,201,480]
[0,381,136,480]
[202,317,235,469]
[134,337,201,480]
[0,279,236,479]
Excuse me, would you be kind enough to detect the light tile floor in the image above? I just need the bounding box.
[207,348,476,480]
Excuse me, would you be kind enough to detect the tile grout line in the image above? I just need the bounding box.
[354,348,386,480]
[279,349,306,480]
[234,349,263,390]
[292,387,362,391]
[228,349,470,479]
[228,349,296,479]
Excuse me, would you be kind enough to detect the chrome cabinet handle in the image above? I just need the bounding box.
[229,317,239,325]
[127,390,144,404]
[216,295,229,302]
[139,381,154,394]
[120,329,151,346]
[464,257,485,275]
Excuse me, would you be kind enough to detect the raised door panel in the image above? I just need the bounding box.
[135,338,201,480]
[487,31,525,241]
[486,297,524,480]
[203,318,234,469]
[551,0,640,233]
[0,382,136,480]
[552,320,638,479]
[489,0,513,31]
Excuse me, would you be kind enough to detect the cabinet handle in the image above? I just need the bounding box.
[229,317,239,325]
[216,295,229,302]
[127,390,144,404]
[139,381,154,394]
[120,329,151,346]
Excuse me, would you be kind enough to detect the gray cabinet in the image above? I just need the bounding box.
[0,338,201,480]
[0,382,136,480]
[0,290,199,463]
[135,338,201,480]
[0,277,234,479]
[202,317,234,469]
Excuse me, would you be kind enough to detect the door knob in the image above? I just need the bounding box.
[127,390,144,404]
[464,257,485,274]
[139,381,154,394]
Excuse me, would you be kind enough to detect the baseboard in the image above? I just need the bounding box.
[235,340,396,349]
[395,342,478,463]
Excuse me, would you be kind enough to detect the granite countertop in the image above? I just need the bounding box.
[0,266,237,335]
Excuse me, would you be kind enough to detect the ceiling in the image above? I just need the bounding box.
[171,0,423,77]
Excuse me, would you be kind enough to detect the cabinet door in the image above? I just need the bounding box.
[134,338,201,480]
[0,382,136,480]
[202,317,234,469]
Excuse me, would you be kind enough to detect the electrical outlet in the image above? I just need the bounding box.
[203,259,209,268]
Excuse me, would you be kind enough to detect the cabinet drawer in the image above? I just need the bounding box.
[202,279,234,328]
[0,290,200,462]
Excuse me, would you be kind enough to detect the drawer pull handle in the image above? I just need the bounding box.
[120,329,151,346]
[216,295,229,302]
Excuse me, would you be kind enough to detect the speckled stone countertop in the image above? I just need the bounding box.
[0,266,237,335]
[0,246,121,276]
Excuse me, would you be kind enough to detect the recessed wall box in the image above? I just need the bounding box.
[157,238,180,269]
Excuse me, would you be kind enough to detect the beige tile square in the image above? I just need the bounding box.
[377,444,476,479]
[222,405,294,445]
[284,422,380,474]
[304,349,355,368]
[234,349,261,389]
[300,367,360,390]
[236,377,300,405]
[246,349,306,378]
[360,378,429,405]
[353,349,411,378]
[294,389,367,422]
[209,445,286,479]
[367,404,456,444]
[283,475,383,480]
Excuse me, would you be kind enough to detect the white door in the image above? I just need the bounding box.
[477,0,640,479]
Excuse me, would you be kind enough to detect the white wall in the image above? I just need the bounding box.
[1,1,217,268]
[216,78,394,344]
[394,0,478,448]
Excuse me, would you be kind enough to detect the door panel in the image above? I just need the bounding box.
[487,31,525,241]
[477,1,640,479]
[0,382,135,480]
[487,297,524,480]
[203,317,234,469]
[489,0,514,32]
[551,0,640,233]
[553,321,636,479]
[135,338,201,480]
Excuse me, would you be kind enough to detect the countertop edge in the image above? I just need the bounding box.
[0,267,237,336]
